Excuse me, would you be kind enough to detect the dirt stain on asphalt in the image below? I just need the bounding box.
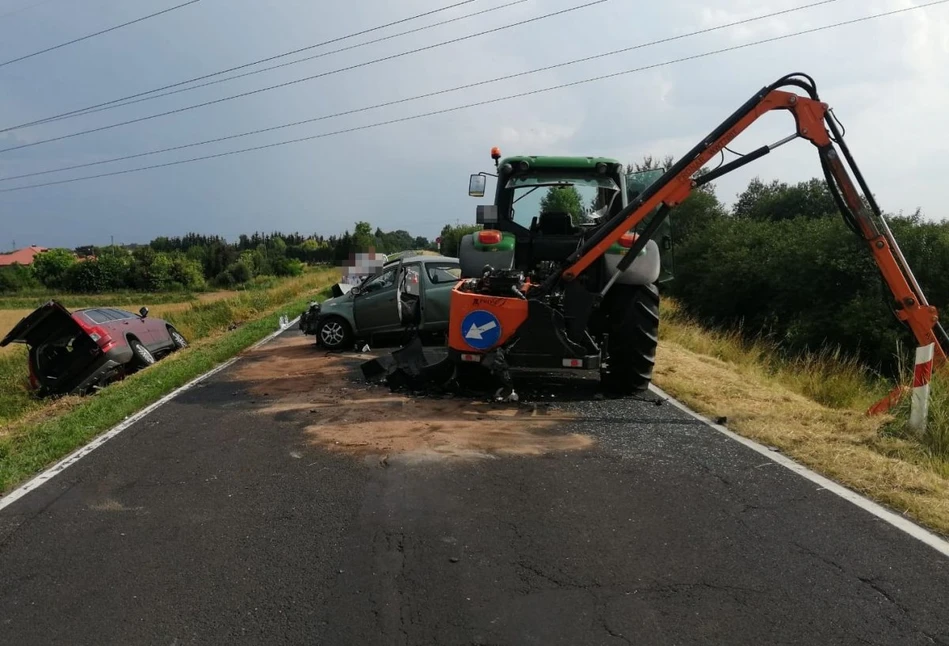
[232,334,593,460]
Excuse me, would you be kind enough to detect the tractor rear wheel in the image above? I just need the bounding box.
[600,283,660,394]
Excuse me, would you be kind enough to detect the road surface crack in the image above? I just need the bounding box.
[792,542,845,573]
[515,559,601,591]
[858,576,900,608]
[602,618,633,645]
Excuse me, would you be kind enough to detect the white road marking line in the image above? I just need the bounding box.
[0,316,300,513]
[650,384,949,559]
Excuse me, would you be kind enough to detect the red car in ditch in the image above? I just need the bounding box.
[0,301,189,396]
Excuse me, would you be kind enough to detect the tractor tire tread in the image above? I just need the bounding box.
[601,283,660,394]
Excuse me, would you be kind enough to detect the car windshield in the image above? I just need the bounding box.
[505,175,620,228]
[360,265,398,293]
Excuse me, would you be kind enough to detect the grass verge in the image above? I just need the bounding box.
[655,297,949,538]
[0,275,335,494]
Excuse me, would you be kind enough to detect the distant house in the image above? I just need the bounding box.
[0,246,49,267]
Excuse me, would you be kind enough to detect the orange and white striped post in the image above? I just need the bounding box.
[909,342,935,434]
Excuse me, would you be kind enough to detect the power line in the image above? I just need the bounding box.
[2,0,946,194]
[0,0,609,154]
[0,0,841,182]
[1,0,481,133]
[0,0,202,69]
[21,0,531,129]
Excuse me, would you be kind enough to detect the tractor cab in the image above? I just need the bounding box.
[464,148,675,283]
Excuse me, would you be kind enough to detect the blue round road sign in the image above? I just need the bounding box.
[461,309,502,351]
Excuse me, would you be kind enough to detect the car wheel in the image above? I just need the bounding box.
[317,317,353,351]
[129,338,157,369]
[168,326,189,350]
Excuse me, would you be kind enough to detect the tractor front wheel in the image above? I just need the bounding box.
[600,283,660,395]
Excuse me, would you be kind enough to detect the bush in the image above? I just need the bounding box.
[64,254,132,293]
[213,270,235,287]
[228,260,253,285]
[0,264,40,293]
[32,249,76,289]
[170,254,206,290]
[669,214,911,374]
[272,257,304,277]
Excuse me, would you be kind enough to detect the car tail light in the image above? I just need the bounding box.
[478,229,502,245]
[73,315,116,352]
[88,327,116,352]
[618,232,639,248]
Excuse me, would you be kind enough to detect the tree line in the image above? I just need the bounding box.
[0,224,437,294]
[646,156,945,377]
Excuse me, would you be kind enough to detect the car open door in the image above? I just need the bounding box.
[352,262,403,334]
[1,300,105,394]
[395,261,422,328]
[0,300,86,348]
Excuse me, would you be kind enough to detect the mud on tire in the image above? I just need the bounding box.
[600,283,660,394]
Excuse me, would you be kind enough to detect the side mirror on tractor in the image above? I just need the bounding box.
[468,174,486,197]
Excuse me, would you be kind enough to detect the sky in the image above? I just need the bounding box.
[0,0,947,250]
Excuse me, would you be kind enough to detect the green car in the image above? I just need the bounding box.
[300,254,462,351]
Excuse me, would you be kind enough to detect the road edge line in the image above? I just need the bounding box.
[0,316,300,513]
[649,383,949,559]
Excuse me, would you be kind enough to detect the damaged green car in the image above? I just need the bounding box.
[300,254,461,350]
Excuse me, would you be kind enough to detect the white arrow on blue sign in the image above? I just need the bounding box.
[461,309,502,350]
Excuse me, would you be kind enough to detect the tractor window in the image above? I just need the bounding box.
[626,168,666,202]
[505,175,619,228]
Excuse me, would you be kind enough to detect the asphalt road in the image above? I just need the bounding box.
[2,329,949,645]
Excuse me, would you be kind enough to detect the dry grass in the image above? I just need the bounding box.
[655,298,949,538]
[0,311,29,351]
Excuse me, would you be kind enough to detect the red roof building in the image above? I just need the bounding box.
[0,246,49,267]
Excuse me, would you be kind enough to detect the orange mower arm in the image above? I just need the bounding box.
[539,72,946,413]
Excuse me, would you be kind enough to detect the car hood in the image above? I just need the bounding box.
[330,282,354,298]
[0,300,85,347]
[319,290,355,310]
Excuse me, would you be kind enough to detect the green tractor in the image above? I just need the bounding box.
[454,148,676,393]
